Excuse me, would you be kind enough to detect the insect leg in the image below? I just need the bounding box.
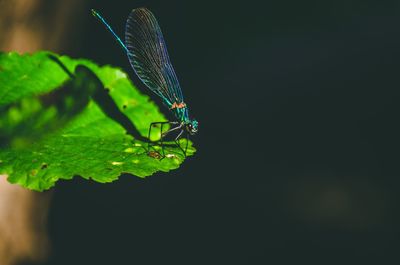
[160,122,166,157]
[147,121,171,155]
[174,129,184,141]
[162,123,183,138]
[147,121,184,158]
[148,121,176,141]
[173,130,186,158]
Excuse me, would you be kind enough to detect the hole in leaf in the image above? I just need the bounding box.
[148,151,162,159]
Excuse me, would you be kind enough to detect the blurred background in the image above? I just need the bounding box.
[1,0,400,264]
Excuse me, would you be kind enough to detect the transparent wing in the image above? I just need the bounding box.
[125,8,184,106]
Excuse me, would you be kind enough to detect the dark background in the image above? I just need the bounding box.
[43,0,399,264]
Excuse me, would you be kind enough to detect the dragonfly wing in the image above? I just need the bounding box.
[125,8,184,106]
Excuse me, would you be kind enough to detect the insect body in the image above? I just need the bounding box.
[92,8,198,156]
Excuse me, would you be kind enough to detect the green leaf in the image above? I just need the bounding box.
[0,51,195,191]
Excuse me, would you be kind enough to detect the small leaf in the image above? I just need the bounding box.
[0,51,195,191]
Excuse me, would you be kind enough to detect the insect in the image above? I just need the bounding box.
[91,8,198,157]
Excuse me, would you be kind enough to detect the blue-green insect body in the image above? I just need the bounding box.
[92,7,198,154]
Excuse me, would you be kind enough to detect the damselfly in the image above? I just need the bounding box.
[91,8,198,157]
